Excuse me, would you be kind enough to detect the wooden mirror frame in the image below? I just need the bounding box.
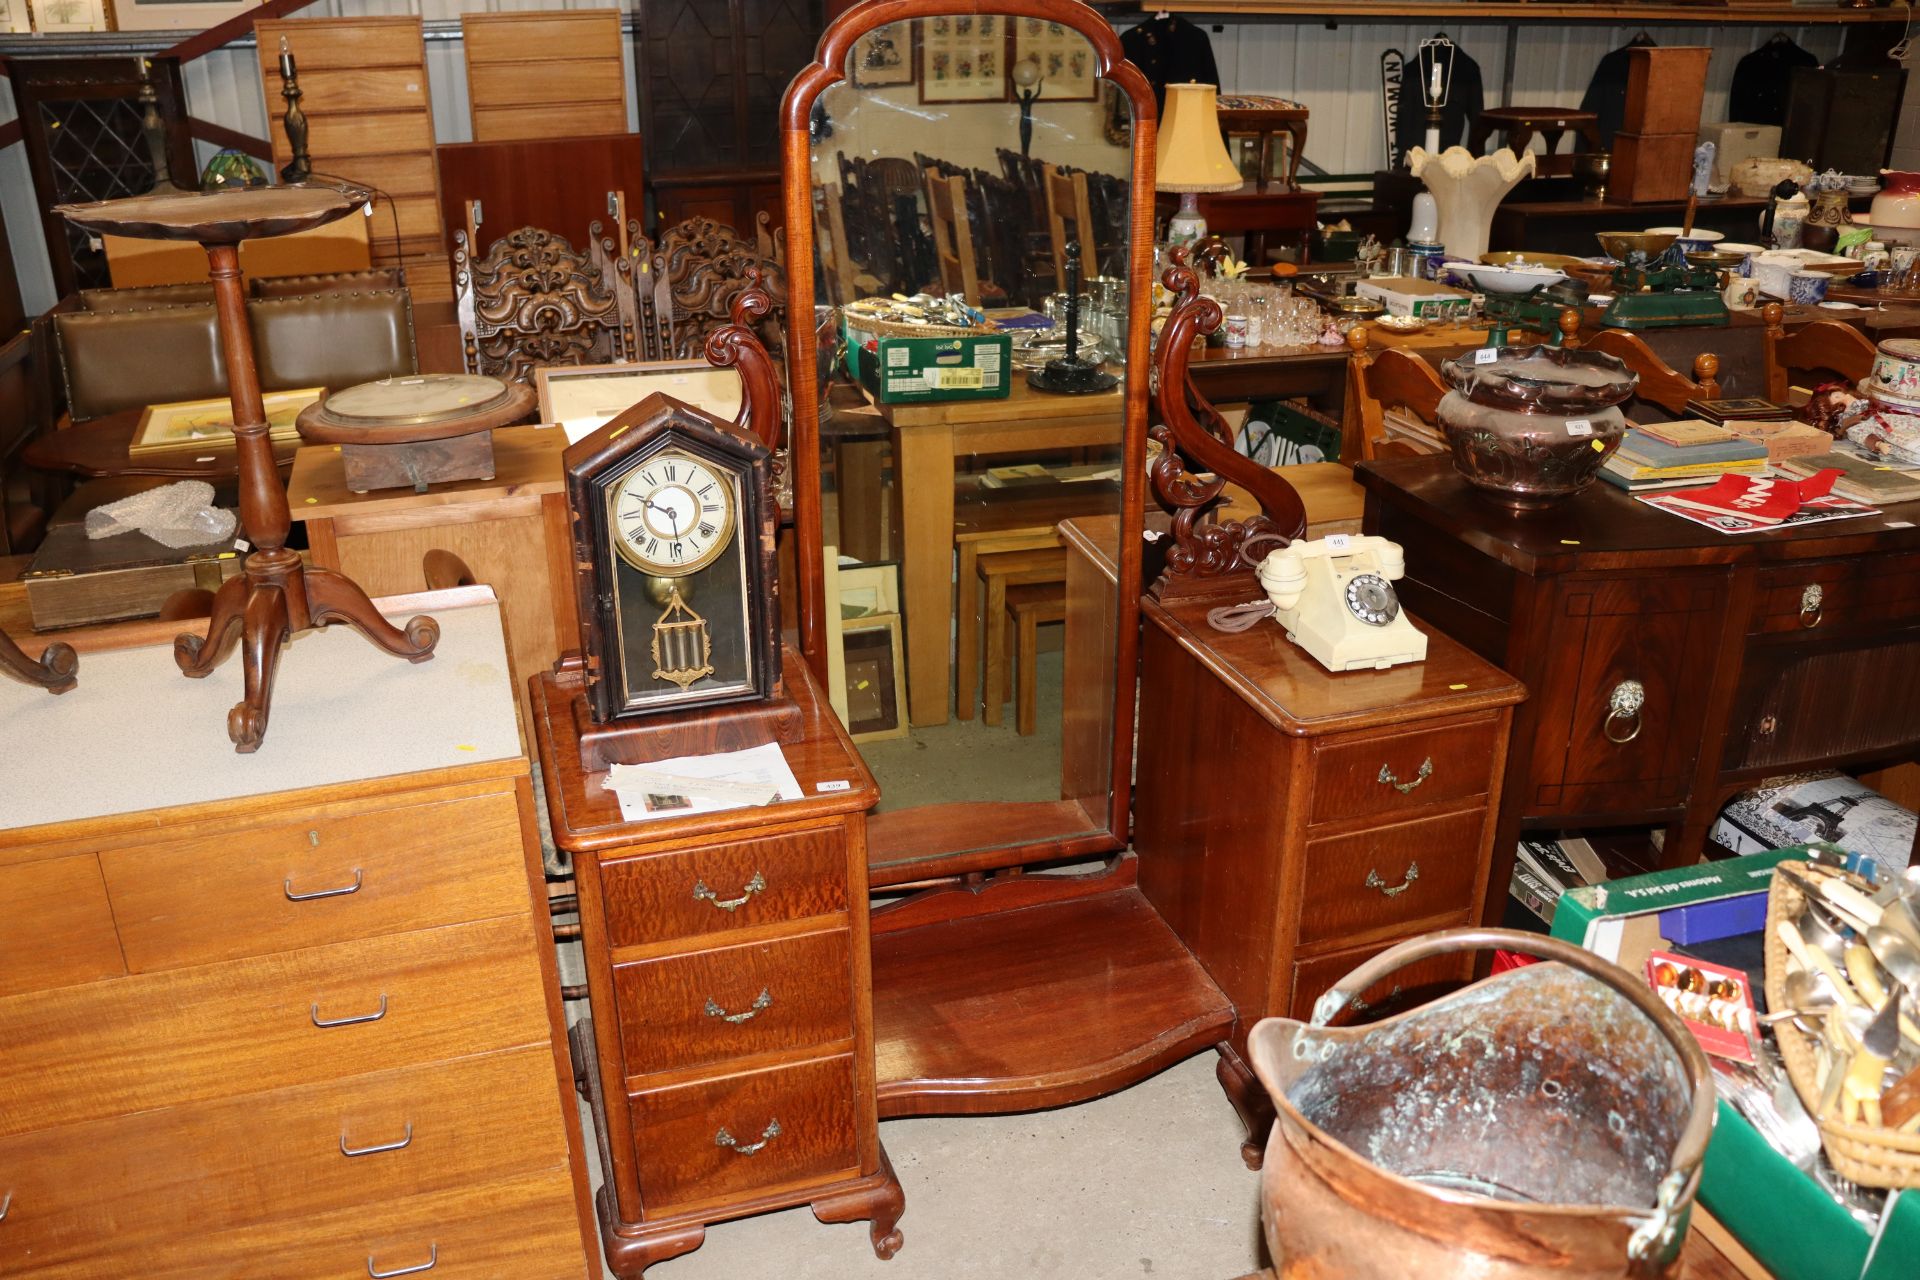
[780,0,1158,878]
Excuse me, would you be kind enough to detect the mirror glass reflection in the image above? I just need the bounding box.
[806,15,1133,868]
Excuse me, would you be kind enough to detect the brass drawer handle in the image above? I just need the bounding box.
[284,868,363,901]
[1365,863,1420,898]
[310,995,388,1028]
[705,987,773,1024]
[1376,758,1433,794]
[693,870,767,912]
[1603,680,1644,745]
[715,1118,782,1156]
[367,1245,437,1277]
[340,1123,414,1158]
[1799,583,1824,628]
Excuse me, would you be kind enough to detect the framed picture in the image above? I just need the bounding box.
[110,0,260,32]
[29,0,113,32]
[130,387,319,457]
[536,360,744,442]
[918,13,1007,105]
[851,21,913,88]
[841,615,908,742]
[1012,16,1097,102]
[1,0,34,33]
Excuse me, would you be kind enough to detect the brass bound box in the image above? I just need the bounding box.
[23,523,241,630]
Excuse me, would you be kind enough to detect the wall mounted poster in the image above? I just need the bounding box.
[1,0,34,33]
[851,21,913,87]
[30,0,114,31]
[1013,16,1096,102]
[919,14,1007,104]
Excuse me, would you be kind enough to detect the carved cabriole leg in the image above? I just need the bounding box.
[810,1146,906,1261]
[305,566,439,662]
[229,583,290,753]
[175,571,249,677]
[0,631,77,694]
[1216,1043,1275,1171]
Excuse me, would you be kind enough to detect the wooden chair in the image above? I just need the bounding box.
[925,167,988,303]
[1043,164,1096,290]
[588,190,673,362]
[1007,582,1066,736]
[1762,301,1876,402]
[1579,329,1721,415]
[658,216,786,358]
[1343,327,1449,461]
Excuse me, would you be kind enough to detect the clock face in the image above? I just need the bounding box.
[1344,573,1400,627]
[609,448,738,575]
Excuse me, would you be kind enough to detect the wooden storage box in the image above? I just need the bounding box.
[22,522,241,629]
[1625,46,1710,135]
[1610,132,1696,204]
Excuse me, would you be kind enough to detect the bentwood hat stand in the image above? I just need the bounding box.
[57,187,437,751]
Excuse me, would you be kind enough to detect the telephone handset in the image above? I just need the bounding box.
[1255,533,1429,672]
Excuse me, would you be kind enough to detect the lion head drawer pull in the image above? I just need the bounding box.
[366,1244,437,1278]
[284,868,364,901]
[310,995,388,1028]
[1799,583,1824,629]
[705,987,774,1024]
[1603,679,1645,745]
[715,1117,782,1155]
[1376,757,1434,794]
[340,1123,414,1158]
[1364,862,1420,898]
[693,870,767,912]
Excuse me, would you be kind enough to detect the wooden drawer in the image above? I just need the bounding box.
[1309,716,1498,826]
[626,1052,859,1218]
[0,1046,568,1272]
[612,927,853,1080]
[598,824,847,948]
[101,789,528,972]
[0,854,122,997]
[1751,552,1920,636]
[15,1166,586,1280]
[1288,937,1475,1022]
[1296,808,1488,948]
[0,915,548,1136]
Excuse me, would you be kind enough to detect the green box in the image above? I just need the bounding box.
[853,332,1012,405]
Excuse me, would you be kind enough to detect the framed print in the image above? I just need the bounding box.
[1,0,33,33]
[841,615,908,742]
[1013,16,1096,102]
[537,359,744,441]
[130,387,319,457]
[110,0,261,32]
[30,0,113,32]
[851,21,914,88]
[918,13,1007,105]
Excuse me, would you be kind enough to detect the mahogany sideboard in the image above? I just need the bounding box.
[1358,453,1920,923]
[0,588,594,1278]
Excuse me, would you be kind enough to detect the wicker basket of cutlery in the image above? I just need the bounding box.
[1764,866,1920,1188]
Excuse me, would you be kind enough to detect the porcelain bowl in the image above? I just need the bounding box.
[1442,262,1569,294]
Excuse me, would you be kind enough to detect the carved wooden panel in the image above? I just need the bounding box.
[462,10,629,143]
[658,216,785,359]
[454,224,641,385]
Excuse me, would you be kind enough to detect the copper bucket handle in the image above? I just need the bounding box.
[1311,926,1716,1268]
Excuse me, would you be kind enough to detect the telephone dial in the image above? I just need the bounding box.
[1255,534,1429,672]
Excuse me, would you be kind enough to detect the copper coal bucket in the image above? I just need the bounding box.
[1247,929,1716,1280]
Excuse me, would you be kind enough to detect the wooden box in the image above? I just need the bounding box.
[341,430,496,493]
[22,522,241,629]
[1625,46,1710,136]
[1610,132,1696,204]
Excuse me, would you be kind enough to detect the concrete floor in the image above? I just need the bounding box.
[861,648,1067,812]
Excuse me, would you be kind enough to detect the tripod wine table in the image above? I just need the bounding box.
[58,187,436,751]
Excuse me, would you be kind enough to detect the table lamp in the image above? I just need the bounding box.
[1416,36,1456,156]
[1157,82,1242,248]
[1013,57,1044,159]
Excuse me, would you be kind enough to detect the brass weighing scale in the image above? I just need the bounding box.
[1594,231,1728,331]
[295,373,536,493]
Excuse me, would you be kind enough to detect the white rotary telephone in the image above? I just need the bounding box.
[1255,534,1429,672]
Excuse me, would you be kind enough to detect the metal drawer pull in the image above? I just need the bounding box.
[367,1245,436,1277]
[1800,583,1824,628]
[693,870,767,912]
[0,1191,11,1222]
[715,1118,782,1155]
[1365,863,1420,898]
[284,868,363,901]
[1376,758,1433,794]
[1603,680,1645,745]
[340,1123,414,1157]
[704,987,773,1024]
[310,995,388,1028]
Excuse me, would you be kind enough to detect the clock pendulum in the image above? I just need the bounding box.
[645,577,715,690]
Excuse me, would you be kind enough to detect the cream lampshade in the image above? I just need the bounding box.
[1156,82,1243,248]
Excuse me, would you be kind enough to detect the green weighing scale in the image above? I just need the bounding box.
[1594,231,1728,331]
[1482,279,1590,347]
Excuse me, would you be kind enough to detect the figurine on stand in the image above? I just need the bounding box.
[1691,141,1715,200]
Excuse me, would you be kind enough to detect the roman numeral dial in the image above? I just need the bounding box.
[610,448,737,575]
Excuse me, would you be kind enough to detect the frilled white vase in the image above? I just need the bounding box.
[1406,146,1537,263]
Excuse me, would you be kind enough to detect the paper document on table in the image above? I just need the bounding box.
[604,741,802,822]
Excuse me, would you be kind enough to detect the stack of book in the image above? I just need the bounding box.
[1780,452,1920,504]
[1599,420,1771,492]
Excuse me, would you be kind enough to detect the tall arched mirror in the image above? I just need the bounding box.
[784,1,1154,885]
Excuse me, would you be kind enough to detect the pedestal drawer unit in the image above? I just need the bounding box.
[1134,592,1525,1168]
[0,592,593,1278]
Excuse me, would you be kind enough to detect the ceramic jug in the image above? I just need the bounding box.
[1871,170,1920,231]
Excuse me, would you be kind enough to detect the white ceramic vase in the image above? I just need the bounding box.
[1406,146,1536,264]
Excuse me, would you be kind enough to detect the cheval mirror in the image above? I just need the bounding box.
[786,0,1152,888]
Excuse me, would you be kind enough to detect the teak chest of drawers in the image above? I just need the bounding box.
[0,591,593,1279]
[1133,592,1525,1165]
[532,649,902,1279]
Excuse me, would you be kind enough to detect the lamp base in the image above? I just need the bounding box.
[1166,191,1207,249]
[1028,358,1118,396]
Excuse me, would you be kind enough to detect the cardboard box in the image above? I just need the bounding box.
[1698,121,1782,191]
[1548,846,1806,970]
[1626,46,1710,135]
[1611,131,1696,204]
[1354,276,1472,320]
[853,331,1013,405]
